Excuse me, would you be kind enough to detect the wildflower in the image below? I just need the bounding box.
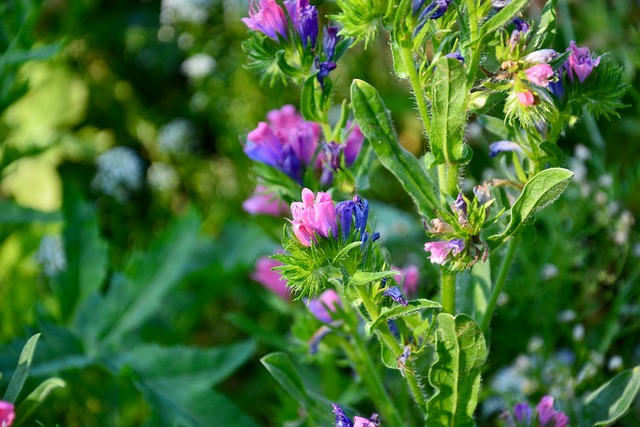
[290,188,337,246]
[308,289,341,323]
[320,142,343,187]
[508,396,569,427]
[424,239,465,265]
[157,118,196,154]
[333,404,353,427]
[251,256,291,300]
[453,193,468,223]
[309,325,331,354]
[242,0,288,41]
[548,71,565,98]
[317,26,341,88]
[92,147,145,202]
[513,17,530,33]
[445,51,465,64]
[244,105,321,183]
[516,90,535,106]
[243,185,290,216]
[395,265,419,297]
[332,404,379,427]
[335,195,369,241]
[383,285,408,306]
[513,403,532,424]
[419,0,451,20]
[0,400,14,427]
[319,122,364,186]
[525,63,554,87]
[489,140,524,157]
[343,122,364,165]
[565,41,601,83]
[523,49,557,64]
[36,235,67,277]
[473,183,492,205]
[284,0,318,48]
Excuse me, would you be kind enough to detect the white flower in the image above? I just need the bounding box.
[92,147,145,201]
[181,53,216,79]
[36,235,67,277]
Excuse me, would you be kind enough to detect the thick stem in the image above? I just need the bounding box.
[437,163,460,200]
[400,46,431,137]
[481,236,520,332]
[441,269,457,315]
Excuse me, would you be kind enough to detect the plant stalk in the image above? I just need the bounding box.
[441,269,457,314]
[400,46,431,137]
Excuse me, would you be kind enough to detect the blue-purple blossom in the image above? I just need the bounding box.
[332,405,380,427]
[513,403,532,423]
[320,142,343,186]
[383,286,409,306]
[387,319,400,338]
[333,404,353,427]
[309,325,331,354]
[424,239,465,264]
[512,18,530,33]
[316,26,341,88]
[335,195,369,241]
[284,0,318,49]
[508,395,569,427]
[307,289,341,323]
[243,0,288,41]
[453,193,467,221]
[565,40,601,83]
[414,0,451,36]
[489,140,524,157]
[445,51,465,63]
[549,71,565,98]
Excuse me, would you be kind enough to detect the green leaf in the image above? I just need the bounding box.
[261,352,311,409]
[350,79,438,217]
[427,314,487,427]
[391,40,409,79]
[366,299,441,335]
[531,0,558,49]
[429,58,469,166]
[480,0,530,40]
[348,270,398,287]
[0,201,61,224]
[583,366,640,426]
[0,43,61,68]
[539,141,564,167]
[488,168,573,248]
[225,313,290,350]
[477,115,512,140]
[459,261,492,326]
[301,74,324,122]
[14,378,66,427]
[3,334,40,403]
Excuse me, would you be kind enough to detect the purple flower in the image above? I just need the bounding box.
[453,193,468,223]
[414,0,451,36]
[554,412,569,427]
[513,403,532,423]
[445,51,465,64]
[308,289,341,323]
[473,183,492,205]
[509,396,569,427]
[344,122,364,165]
[565,41,601,83]
[424,239,465,265]
[243,185,290,216]
[353,416,378,427]
[284,0,318,49]
[335,195,369,241]
[333,404,354,427]
[251,256,291,300]
[0,401,15,427]
[244,105,321,182]
[395,265,420,297]
[383,285,409,306]
[489,140,524,157]
[316,59,337,88]
[309,325,331,354]
[549,71,565,98]
[537,396,557,425]
[525,63,554,87]
[323,26,340,60]
[320,142,343,186]
[513,17,530,33]
[332,405,379,427]
[242,0,288,41]
[523,49,558,64]
[290,188,337,246]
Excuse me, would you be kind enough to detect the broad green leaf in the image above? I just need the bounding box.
[365,299,441,335]
[488,168,573,248]
[459,261,492,326]
[531,0,558,50]
[429,57,469,166]
[583,366,640,426]
[14,377,66,427]
[427,314,487,427]
[0,201,61,224]
[477,115,512,140]
[3,334,40,403]
[301,74,325,122]
[351,79,438,217]
[55,184,108,323]
[261,352,313,410]
[480,0,530,40]
[348,270,398,287]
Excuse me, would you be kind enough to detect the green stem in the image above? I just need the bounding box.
[437,163,460,199]
[400,46,431,136]
[481,235,520,332]
[441,269,457,314]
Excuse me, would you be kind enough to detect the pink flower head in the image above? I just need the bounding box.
[353,416,377,427]
[566,40,601,83]
[243,185,290,217]
[307,289,341,323]
[250,256,291,300]
[242,0,288,41]
[290,188,337,246]
[516,89,535,106]
[525,63,554,87]
[424,239,465,265]
[395,265,420,297]
[0,400,15,427]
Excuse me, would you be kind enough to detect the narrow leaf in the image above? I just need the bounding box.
[480,0,530,40]
[14,378,66,427]
[261,352,312,409]
[427,314,487,427]
[583,366,640,426]
[477,115,512,140]
[348,270,398,287]
[0,201,61,224]
[351,79,438,217]
[3,334,40,403]
[531,0,558,49]
[366,299,441,335]
[488,168,573,248]
[301,74,324,122]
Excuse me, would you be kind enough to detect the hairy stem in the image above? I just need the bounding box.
[400,46,431,137]
[441,269,457,314]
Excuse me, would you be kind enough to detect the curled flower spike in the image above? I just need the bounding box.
[335,195,369,241]
[383,285,409,306]
[0,400,15,427]
[489,140,524,157]
[290,188,337,246]
[242,0,288,41]
[525,63,554,87]
[424,239,465,265]
[565,40,601,83]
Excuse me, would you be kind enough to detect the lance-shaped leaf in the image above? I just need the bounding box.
[429,57,469,166]
[3,334,40,403]
[0,201,61,224]
[348,270,398,287]
[365,299,441,335]
[583,366,640,426]
[531,0,558,50]
[488,168,573,248]
[351,79,438,217]
[427,314,487,427]
[14,378,66,427]
[479,0,530,40]
[300,73,326,122]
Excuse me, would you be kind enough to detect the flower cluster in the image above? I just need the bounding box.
[503,395,569,427]
[333,404,380,427]
[0,401,14,427]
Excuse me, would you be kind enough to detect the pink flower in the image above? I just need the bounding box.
[307,289,341,323]
[243,185,289,217]
[353,416,377,427]
[290,188,337,246]
[424,239,465,265]
[516,90,535,106]
[525,63,554,87]
[242,0,288,41]
[395,265,420,297]
[344,122,364,165]
[0,400,15,427]
[566,40,601,83]
[250,256,291,300]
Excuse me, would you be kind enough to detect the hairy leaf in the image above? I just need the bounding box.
[366,299,441,335]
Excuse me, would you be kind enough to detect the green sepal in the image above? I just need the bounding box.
[365,299,442,335]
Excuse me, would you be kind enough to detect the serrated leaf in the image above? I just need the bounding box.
[488,168,573,248]
[531,0,558,49]
[429,58,468,166]
[480,0,530,40]
[351,79,438,217]
[583,366,640,426]
[14,377,66,427]
[366,299,441,335]
[348,270,398,287]
[3,334,40,403]
[427,314,487,427]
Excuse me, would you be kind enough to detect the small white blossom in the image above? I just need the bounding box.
[92,147,145,202]
[607,355,623,371]
[181,53,216,78]
[36,235,67,277]
[572,324,585,342]
[160,0,212,25]
[157,119,196,154]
